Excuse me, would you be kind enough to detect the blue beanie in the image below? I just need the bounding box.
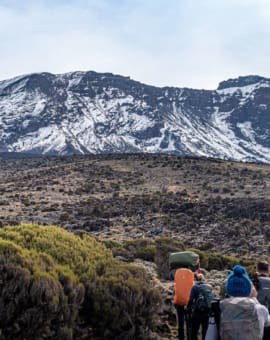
[226,265,252,297]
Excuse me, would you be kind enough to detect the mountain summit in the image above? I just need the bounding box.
[0,71,269,163]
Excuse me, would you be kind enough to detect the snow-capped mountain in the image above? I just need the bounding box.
[0,71,270,163]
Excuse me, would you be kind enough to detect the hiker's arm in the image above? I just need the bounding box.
[257,304,270,327]
[187,286,196,309]
[169,270,175,281]
[265,310,270,327]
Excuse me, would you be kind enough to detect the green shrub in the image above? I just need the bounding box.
[123,238,156,261]
[136,244,156,261]
[0,239,84,339]
[102,238,124,252]
[186,248,255,271]
[86,262,161,339]
[0,225,162,339]
[0,224,112,280]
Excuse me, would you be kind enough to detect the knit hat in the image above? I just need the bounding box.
[226,265,252,297]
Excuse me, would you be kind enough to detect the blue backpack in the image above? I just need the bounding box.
[194,284,213,311]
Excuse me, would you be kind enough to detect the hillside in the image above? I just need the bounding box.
[0,153,269,258]
[0,72,270,163]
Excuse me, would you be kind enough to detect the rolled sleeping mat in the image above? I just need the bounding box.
[169,251,199,271]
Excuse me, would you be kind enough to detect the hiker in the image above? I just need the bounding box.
[169,251,200,339]
[253,261,270,339]
[150,227,157,235]
[253,260,270,309]
[220,265,270,340]
[187,273,213,340]
[173,267,195,340]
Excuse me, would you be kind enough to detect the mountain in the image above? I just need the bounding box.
[0,71,270,163]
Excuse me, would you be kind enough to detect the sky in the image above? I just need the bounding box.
[0,0,270,89]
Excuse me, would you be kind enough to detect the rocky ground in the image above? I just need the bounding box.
[0,153,269,259]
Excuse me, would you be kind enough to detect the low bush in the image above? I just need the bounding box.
[109,237,185,279]
[123,238,156,262]
[186,247,255,271]
[0,225,162,339]
[0,239,84,339]
[86,262,161,339]
[99,236,256,283]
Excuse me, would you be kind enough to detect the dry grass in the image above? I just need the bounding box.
[0,153,269,258]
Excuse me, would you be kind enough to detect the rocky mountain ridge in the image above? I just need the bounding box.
[0,71,270,163]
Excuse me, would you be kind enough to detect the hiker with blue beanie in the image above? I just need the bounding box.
[220,265,270,340]
[226,265,253,297]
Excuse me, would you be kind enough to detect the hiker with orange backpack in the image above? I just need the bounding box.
[173,267,194,340]
[170,251,200,340]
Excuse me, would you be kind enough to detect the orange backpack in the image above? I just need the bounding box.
[174,268,194,305]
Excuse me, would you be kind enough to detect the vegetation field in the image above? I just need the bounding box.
[0,153,269,338]
[0,153,269,258]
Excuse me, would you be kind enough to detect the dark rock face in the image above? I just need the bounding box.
[217,75,268,90]
[0,71,270,163]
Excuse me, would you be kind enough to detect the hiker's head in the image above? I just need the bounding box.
[257,261,269,275]
[196,273,205,281]
[226,265,252,297]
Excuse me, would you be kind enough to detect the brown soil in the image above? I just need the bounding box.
[0,153,269,259]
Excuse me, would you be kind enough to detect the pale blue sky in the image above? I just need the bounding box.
[0,0,270,89]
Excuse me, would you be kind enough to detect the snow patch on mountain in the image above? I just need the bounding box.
[237,121,255,142]
[0,71,270,163]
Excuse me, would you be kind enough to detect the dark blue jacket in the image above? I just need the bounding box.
[187,282,212,309]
